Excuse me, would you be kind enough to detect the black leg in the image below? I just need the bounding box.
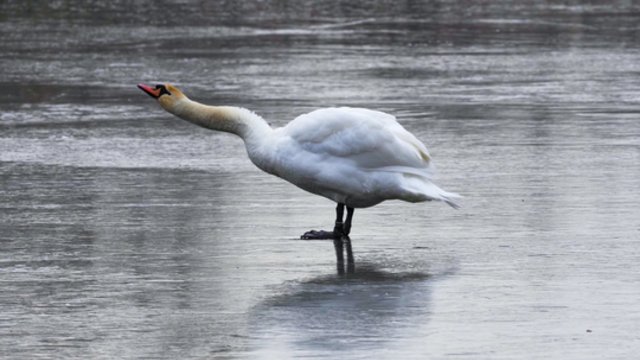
[299,203,356,275]
[344,206,354,236]
[333,203,345,238]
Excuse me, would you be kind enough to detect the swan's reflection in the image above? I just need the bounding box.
[334,235,355,275]
[248,262,433,357]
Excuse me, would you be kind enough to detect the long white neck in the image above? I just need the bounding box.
[166,98,273,144]
[162,97,276,171]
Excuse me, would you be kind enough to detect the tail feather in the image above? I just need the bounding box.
[440,191,462,209]
[403,175,462,209]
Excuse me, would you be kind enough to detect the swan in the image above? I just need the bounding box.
[137,83,460,244]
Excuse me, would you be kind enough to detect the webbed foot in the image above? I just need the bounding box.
[300,221,346,240]
[300,230,335,240]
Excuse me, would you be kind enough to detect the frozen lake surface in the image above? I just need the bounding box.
[1,1,639,358]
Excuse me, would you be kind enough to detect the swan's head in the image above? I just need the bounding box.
[137,83,186,110]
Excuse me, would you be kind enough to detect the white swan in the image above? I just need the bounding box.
[138,83,460,241]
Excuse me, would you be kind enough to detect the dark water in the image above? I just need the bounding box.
[1,1,640,358]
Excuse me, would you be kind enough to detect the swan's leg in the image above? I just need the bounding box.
[300,203,355,274]
[300,203,346,240]
[333,203,345,237]
[344,206,354,236]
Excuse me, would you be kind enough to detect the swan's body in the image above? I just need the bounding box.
[138,83,459,271]
[255,107,459,208]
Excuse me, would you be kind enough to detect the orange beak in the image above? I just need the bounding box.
[138,83,162,99]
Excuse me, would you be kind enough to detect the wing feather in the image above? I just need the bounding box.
[282,107,433,177]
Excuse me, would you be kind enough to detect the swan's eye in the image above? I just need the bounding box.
[154,84,172,97]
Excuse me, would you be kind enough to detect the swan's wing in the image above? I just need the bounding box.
[282,107,434,177]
